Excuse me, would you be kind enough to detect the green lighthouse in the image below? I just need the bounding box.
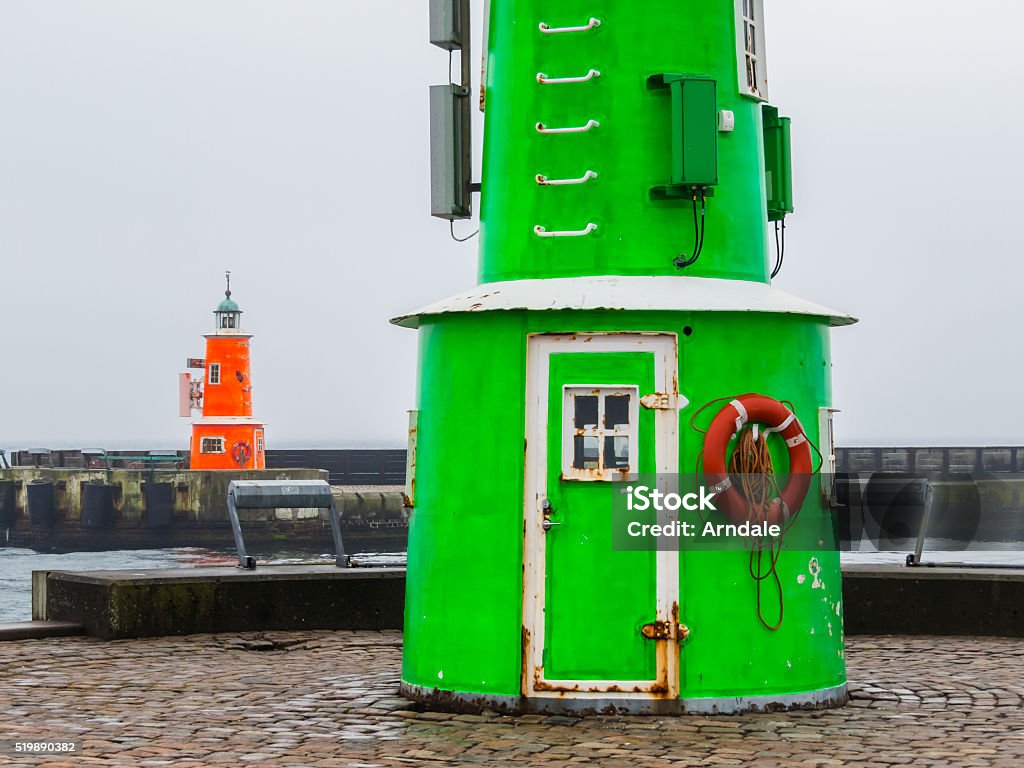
[395,0,856,713]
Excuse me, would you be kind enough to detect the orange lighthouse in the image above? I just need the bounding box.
[180,273,266,470]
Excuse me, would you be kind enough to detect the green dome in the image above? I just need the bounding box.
[216,296,240,313]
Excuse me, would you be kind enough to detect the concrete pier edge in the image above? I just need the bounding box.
[0,562,1019,642]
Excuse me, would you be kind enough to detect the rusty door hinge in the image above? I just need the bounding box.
[640,621,690,641]
[641,393,676,410]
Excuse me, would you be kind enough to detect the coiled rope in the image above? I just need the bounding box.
[728,427,786,631]
[691,397,825,632]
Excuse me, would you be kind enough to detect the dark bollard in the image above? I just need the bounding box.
[81,482,115,529]
[0,480,16,527]
[27,480,56,528]
[142,482,175,528]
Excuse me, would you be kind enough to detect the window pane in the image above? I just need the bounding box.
[573,435,600,470]
[605,395,630,430]
[604,436,630,470]
[574,395,599,429]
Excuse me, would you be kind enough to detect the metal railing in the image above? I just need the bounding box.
[226,480,348,570]
[906,479,1023,570]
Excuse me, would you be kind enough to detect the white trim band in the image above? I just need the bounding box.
[764,413,797,435]
[709,477,733,494]
[731,399,749,434]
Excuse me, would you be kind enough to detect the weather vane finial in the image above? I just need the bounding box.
[225,270,231,299]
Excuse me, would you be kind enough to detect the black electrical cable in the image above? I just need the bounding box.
[696,193,707,257]
[674,191,707,269]
[770,217,786,279]
[450,220,479,242]
[445,51,478,244]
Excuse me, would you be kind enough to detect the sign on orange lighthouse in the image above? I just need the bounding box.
[179,272,266,470]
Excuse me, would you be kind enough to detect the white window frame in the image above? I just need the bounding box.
[208,363,221,385]
[735,0,768,101]
[256,432,264,453]
[561,385,640,482]
[200,436,225,454]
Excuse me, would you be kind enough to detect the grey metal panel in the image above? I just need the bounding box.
[429,0,465,50]
[914,448,946,473]
[228,479,333,510]
[430,84,472,220]
[847,449,881,473]
[264,449,407,485]
[949,448,980,474]
[982,448,1013,473]
[881,449,911,473]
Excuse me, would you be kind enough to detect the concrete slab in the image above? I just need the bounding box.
[39,565,405,640]
[842,563,1024,637]
[0,620,84,641]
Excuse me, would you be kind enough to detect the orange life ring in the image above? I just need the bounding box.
[703,394,813,526]
[231,441,253,467]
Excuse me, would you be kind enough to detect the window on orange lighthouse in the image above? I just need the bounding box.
[215,271,242,331]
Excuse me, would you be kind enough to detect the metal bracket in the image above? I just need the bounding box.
[640,621,690,641]
[641,393,675,410]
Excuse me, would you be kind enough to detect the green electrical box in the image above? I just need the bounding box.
[648,73,718,200]
[763,105,793,221]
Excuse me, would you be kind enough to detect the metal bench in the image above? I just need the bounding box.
[226,480,348,569]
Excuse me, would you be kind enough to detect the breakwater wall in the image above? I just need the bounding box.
[0,468,408,553]
[28,563,1024,640]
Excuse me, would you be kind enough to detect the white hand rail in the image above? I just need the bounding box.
[536,171,598,186]
[539,18,601,34]
[537,69,601,85]
[534,223,598,238]
[535,119,600,134]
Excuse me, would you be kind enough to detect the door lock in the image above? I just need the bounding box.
[541,499,560,533]
[640,621,690,641]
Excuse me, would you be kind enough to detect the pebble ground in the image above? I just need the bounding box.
[1,631,1022,767]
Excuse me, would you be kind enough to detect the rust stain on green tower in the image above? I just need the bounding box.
[395,0,856,714]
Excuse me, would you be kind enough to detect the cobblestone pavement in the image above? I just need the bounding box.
[1,632,1022,767]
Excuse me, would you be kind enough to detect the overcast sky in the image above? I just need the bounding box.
[0,1,1018,450]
